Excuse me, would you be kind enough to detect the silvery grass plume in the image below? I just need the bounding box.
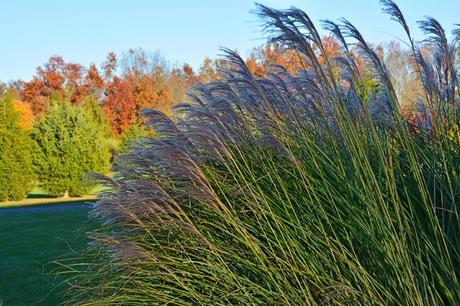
[65,1,460,305]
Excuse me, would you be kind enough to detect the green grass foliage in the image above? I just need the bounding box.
[0,201,93,305]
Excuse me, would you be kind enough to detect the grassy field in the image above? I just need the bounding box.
[0,201,95,305]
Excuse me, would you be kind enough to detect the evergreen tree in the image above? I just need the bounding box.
[81,96,118,156]
[0,94,36,201]
[32,99,111,196]
[119,123,154,153]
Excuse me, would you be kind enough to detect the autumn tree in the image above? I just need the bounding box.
[246,36,343,77]
[103,76,136,137]
[121,48,176,115]
[22,56,105,114]
[168,63,202,105]
[85,64,105,100]
[246,43,302,77]
[12,99,34,131]
[168,67,188,103]
[0,94,36,201]
[383,41,424,114]
[19,50,204,140]
[315,35,342,65]
[198,57,222,83]
[102,52,118,82]
[22,78,49,115]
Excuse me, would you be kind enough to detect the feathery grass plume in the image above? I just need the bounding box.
[381,0,460,133]
[454,24,460,45]
[380,0,433,109]
[418,17,458,106]
[65,2,460,305]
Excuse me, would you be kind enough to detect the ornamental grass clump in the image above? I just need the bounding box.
[67,1,460,304]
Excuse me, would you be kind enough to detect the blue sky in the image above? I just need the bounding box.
[1,0,459,81]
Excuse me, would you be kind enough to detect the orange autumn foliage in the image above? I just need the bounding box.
[19,50,206,136]
[316,35,342,65]
[102,77,136,137]
[22,56,105,115]
[246,36,344,77]
[246,43,303,77]
[127,73,175,115]
[22,78,48,115]
[12,100,34,131]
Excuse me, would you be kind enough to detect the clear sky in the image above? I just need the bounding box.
[1,0,459,81]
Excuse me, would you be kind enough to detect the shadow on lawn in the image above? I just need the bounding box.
[27,193,59,199]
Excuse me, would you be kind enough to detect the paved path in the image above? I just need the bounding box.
[0,195,97,208]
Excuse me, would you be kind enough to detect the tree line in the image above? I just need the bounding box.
[0,41,425,201]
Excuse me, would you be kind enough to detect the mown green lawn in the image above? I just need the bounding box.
[0,201,95,305]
